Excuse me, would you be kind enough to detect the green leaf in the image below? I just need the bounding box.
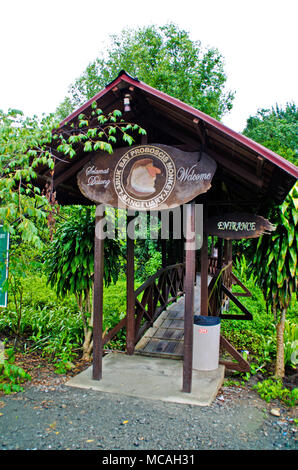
[83,141,93,152]
[288,256,296,278]
[267,251,275,267]
[112,110,122,118]
[288,224,295,247]
[289,245,297,270]
[122,133,133,145]
[93,141,104,151]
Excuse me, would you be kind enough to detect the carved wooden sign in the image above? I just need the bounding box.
[207,212,275,239]
[77,144,216,210]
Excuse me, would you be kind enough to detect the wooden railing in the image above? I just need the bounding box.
[102,263,185,349]
[208,260,252,320]
[208,259,251,371]
[208,260,233,316]
[134,263,185,344]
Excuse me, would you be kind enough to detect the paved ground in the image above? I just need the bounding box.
[0,373,296,452]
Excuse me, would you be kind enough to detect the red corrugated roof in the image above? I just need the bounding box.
[59,70,298,180]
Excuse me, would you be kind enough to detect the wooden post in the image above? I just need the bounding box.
[224,239,229,264]
[229,239,233,263]
[92,206,105,380]
[161,239,167,268]
[217,238,223,270]
[183,201,196,393]
[200,203,208,316]
[126,214,135,355]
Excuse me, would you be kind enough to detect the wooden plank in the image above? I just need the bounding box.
[92,206,105,380]
[152,328,184,340]
[142,338,183,357]
[162,318,184,329]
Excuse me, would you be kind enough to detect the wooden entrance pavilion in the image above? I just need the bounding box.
[37,71,298,393]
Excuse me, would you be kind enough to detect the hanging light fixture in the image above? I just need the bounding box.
[124,94,131,112]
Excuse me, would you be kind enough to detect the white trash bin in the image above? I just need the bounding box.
[192,315,221,371]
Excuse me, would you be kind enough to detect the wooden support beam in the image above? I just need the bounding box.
[231,272,252,297]
[143,114,199,149]
[92,206,105,380]
[221,284,253,320]
[200,203,208,316]
[220,335,250,372]
[183,201,196,393]
[207,148,263,188]
[112,86,121,98]
[257,156,264,178]
[53,152,92,187]
[126,214,135,355]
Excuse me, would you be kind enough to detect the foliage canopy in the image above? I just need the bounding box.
[243,102,297,165]
[56,23,234,121]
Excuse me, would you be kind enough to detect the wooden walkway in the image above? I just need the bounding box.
[135,275,210,360]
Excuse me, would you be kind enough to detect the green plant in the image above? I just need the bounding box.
[283,320,298,368]
[253,378,298,407]
[0,347,31,394]
[253,185,298,377]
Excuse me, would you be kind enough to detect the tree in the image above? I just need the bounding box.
[243,103,297,165]
[253,185,297,377]
[0,105,145,246]
[0,105,145,355]
[0,109,58,248]
[56,23,234,121]
[243,102,298,377]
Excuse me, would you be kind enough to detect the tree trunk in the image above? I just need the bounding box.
[80,287,93,361]
[275,308,286,378]
[82,309,93,361]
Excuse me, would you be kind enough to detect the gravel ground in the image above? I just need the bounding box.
[0,375,297,453]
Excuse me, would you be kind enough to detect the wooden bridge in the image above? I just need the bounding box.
[102,250,252,373]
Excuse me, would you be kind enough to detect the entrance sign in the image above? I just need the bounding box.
[207,213,275,239]
[77,144,216,210]
[0,226,9,307]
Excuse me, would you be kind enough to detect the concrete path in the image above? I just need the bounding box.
[66,353,225,407]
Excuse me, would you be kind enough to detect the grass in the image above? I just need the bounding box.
[0,260,296,385]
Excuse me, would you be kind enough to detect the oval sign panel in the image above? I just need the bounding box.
[77,144,216,210]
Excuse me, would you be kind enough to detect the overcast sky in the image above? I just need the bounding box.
[1,0,297,132]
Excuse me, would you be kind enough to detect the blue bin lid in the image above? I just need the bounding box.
[194,315,220,326]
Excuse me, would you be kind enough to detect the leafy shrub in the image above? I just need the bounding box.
[253,378,298,407]
[0,347,31,394]
[284,320,298,368]
[0,275,132,365]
